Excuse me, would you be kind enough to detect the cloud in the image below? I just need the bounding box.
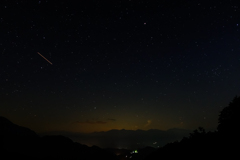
[144,120,152,127]
[72,120,107,125]
[107,118,116,121]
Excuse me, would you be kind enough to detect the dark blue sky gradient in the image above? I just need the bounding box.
[1,0,240,133]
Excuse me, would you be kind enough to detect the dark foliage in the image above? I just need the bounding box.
[217,96,239,135]
[145,96,239,159]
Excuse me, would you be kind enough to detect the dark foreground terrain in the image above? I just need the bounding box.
[1,96,238,159]
[0,116,119,160]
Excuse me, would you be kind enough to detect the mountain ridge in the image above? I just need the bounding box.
[40,128,191,149]
[0,116,118,160]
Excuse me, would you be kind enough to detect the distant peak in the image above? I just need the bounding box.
[0,116,14,125]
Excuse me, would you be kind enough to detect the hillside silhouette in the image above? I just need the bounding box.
[0,116,118,160]
[144,96,239,159]
[47,128,190,149]
[1,96,238,159]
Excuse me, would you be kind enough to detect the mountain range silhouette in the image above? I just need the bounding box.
[42,128,191,150]
[0,116,118,160]
[1,93,238,160]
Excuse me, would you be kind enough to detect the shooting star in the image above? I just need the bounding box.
[37,52,52,65]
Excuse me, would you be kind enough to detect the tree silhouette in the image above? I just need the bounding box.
[217,96,239,135]
[145,97,239,160]
[189,127,206,139]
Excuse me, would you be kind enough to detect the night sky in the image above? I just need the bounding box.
[1,0,240,134]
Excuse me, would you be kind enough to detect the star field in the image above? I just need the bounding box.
[1,0,240,133]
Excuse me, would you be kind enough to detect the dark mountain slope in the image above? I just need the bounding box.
[0,116,118,160]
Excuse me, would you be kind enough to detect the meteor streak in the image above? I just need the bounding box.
[37,52,52,65]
